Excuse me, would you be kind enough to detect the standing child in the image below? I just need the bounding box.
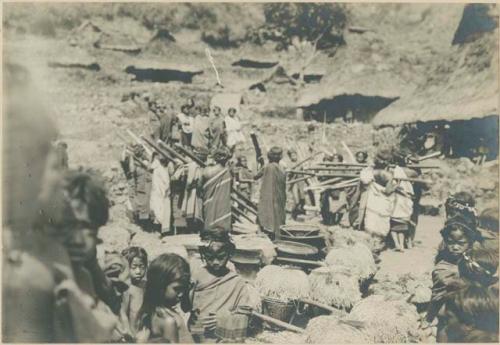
[426,217,482,340]
[187,229,260,343]
[136,254,193,343]
[120,247,148,338]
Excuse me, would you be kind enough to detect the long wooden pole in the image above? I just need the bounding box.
[298,298,338,314]
[173,143,206,167]
[291,152,321,170]
[250,311,305,334]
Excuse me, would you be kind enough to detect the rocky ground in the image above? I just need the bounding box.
[4,3,498,343]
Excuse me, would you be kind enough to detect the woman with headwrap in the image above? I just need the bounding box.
[255,147,287,239]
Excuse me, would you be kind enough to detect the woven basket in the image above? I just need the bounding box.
[262,296,296,323]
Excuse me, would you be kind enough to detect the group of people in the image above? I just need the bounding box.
[3,64,260,343]
[122,96,292,241]
[4,61,498,344]
[149,96,245,154]
[426,192,498,342]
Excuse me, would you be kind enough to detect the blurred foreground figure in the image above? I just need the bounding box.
[2,63,116,342]
[2,62,59,342]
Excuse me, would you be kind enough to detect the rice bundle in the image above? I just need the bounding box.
[253,330,306,344]
[308,266,361,309]
[305,316,369,344]
[254,265,310,301]
[325,226,378,252]
[368,273,408,300]
[349,295,421,343]
[325,243,377,282]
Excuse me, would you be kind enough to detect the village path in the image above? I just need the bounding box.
[377,215,444,279]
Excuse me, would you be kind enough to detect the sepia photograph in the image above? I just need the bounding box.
[2,1,499,343]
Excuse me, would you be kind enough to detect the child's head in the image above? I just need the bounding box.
[228,107,237,117]
[200,228,235,275]
[332,153,344,163]
[267,146,283,163]
[143,254,190,309]
[181,104,190,115]
[122,246,148,284]
[458,245,498,287]
[213,106,221,116]
[287,149,298,162]
[445,192,477,224]
[439,217,480,261]
[355,151,368,164]
[479,207,499,233]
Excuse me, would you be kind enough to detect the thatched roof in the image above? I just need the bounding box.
[297,32,421,108]
[373,30,499,126]
[125,61,203,74]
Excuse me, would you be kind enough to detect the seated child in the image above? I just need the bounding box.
[120,247,148,337]
[426,217,482,340]
[186,228,260,342]
[136,253,193,343]
[441,245,498,342]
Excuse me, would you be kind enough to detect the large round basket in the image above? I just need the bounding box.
[262,296,297,324]
[280,224,320,237]
[274,240,319,260]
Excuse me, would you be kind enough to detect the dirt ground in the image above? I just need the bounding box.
[5,33,450,284]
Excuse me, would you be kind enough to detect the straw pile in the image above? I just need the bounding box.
[254,265,310,301]
[349,295,421,343]
[308,266,361,310]
[369,273,432,304]
[325,243,377,282]
[305,316,369,344]
[325,226,379,252]
[253,331,306,344]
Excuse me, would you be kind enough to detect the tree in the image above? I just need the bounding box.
[263,3,347,86]
[263,3,346,49]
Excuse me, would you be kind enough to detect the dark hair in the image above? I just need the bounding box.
[445,283,499,341]
[62,170,109,229]
[479,208,499,233]
[332,153,344,163]
[458,246,498,287]
[445,192,477,223]
[122,246,148,267]
[136,254,191,331]
[355,151,368,160]
[199,228,235,255]
[435,217,481,264]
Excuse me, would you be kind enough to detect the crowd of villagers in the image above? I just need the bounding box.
[3,62,498,343]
